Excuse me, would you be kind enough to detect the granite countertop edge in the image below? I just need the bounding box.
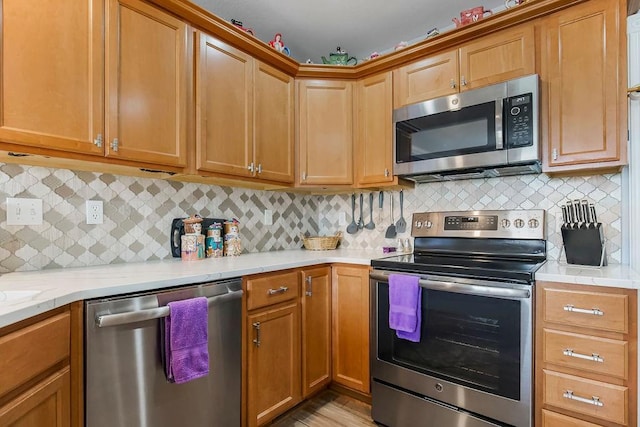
[0,250,639,329]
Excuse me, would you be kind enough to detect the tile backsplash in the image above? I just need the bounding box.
[0,163,622,272]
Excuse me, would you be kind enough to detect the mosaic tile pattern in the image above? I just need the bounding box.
[0,163,316,273]
[316,173,623,263]
[0,163,623,272]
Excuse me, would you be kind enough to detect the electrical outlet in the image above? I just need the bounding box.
[6,198,43,225]
[264,209,273,225]
[338,212,347,226]
[86,200,104,224]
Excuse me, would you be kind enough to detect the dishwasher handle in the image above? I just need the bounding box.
[95,289,243,328]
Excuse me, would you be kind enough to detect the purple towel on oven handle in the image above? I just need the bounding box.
[164,297,209,384]
[388,274,421,342]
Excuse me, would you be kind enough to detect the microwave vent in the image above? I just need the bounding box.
[406,162,541,184]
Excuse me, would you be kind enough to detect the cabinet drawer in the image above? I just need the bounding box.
[543,288,628,333]
[543,369,627,425]
[543,329,627,379]
[541,409,602,427]
[0,312,70,396]
[246,271,300,311]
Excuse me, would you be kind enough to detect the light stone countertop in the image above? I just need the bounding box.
[1,250,639,329]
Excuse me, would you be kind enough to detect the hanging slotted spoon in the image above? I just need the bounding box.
[365,193,375,230]
[346,194,358,234]
[385,193,397,238]
[395,190,407,233]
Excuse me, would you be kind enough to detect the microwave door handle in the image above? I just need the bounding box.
[495,98,504,149]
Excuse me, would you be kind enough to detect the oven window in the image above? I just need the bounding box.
[377,283,521,400]
[396,101,497,163]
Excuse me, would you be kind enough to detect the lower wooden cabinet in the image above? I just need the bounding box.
[331,264,370,394]
[535,281,637,427]
[0,303,82,427]
[301,266,332,398]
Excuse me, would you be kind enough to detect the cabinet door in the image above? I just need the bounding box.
[356,72,394,186]
[105,0,188,167]
[247,302,301,427]
[196,33,254,177]
[331,265,370,394]
[539,0,626,172]
[301,266,332,398]
[254,61,294,183]
[0,0,103,156]
[393,50,458,108]
[0,368,70,427]
[459,24,535,91]
[297,80,353,185]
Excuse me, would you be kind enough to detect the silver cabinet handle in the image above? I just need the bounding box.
[94,134,103,148]
[384,168,390,177]
[257,163,263,174]
[267,286,289,295]
[305,276,312,297]
[301,171,307,182]
[110,138,119,151]
[450,79,456,89]
[461,76,467,86]
[562,390,604,407]
[247,162,255,173]
[252,322,261,347]
[563,304,604,316]
[95,289,244,327]
[552,148,558,160]
[563,349,604,363]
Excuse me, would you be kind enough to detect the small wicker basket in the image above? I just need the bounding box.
[301,232,342,251]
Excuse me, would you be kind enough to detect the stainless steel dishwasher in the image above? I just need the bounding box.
[85,278,242,427]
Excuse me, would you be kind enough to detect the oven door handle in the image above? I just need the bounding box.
[370,272,530,299]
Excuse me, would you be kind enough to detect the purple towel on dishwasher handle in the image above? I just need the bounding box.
[388,274,421,342]
[163,297,209,384]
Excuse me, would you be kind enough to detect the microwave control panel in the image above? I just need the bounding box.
[504,93,534,148]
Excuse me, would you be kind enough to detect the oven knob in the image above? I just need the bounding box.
[414,221,423,229]
[425,221,433,229]
[434,383,444,392]
[528,218,539,228]
[501,219,511,228]
[514,218,525,228]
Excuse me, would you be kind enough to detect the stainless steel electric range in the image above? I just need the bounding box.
[370,209,546,427]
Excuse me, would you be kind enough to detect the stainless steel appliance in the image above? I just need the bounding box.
[85,278,242,427]
[370,209,546,427]
[393,75,540,182]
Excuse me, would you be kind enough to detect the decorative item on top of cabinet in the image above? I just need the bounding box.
[195,33,294,184]
[300,267,332,398]
[535,281,637,427]
[297,80,354,186]
[331,264,370,395]
[538,0,627,173]
[245,270,301,427]
[393,24,534,108]
[0,0,188,170]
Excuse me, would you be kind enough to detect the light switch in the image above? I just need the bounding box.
[6,198,43,225]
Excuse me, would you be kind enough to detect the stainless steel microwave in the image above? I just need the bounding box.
[393,74,540,183]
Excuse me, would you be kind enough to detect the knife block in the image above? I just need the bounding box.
[560,224,607,267]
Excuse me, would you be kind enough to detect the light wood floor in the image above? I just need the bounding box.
[270,390,377,427]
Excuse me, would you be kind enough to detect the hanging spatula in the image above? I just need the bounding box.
[385,193,397,238]
[395,190,407,233]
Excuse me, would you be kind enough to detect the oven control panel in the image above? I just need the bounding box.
[412,209,545,239]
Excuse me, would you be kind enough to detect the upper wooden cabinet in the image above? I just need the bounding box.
[297,80,354,186]
[0,0,189,169]
[355,72,395,187]
[393,24,535,108]
[105,0,188,167]
[196,33,294,184]
[0,0,104,156]
[538,0,627,173]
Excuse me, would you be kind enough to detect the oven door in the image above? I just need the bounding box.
[370,270,533,427]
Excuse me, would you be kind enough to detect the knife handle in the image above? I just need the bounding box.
[566,202,574,225]
[581,200,590,225]
[589,204,598,224]
[561,205,568,225]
